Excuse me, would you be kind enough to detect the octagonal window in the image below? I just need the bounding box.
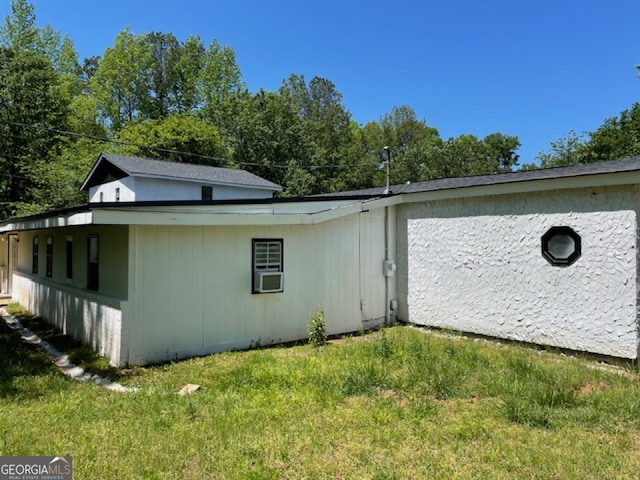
[541,226,581,266]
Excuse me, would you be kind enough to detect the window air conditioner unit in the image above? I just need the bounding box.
[254,271,284,293]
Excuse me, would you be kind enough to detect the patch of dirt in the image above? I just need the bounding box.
[578,382,607,395]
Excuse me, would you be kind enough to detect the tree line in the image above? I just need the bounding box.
[0,0,638,219]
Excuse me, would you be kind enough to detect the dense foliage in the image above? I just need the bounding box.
[530,103,640,169]
[0,0,637,218]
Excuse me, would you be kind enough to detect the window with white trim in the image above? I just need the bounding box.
[252,239,283,293]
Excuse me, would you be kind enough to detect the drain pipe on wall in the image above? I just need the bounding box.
[382,146,396,325]
[384,205,390,325]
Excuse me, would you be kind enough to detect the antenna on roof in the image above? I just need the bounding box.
[383,146,391,195]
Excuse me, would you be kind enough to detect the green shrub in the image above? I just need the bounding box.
[308,307,327,348]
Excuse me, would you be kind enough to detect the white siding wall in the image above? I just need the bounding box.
[124,210,389,365]
[397,186,639,359]
[89,177,274,203]
[12,274,123,365]
[89,177,136,202]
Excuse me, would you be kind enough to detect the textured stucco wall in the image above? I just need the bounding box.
[397,186,639,359]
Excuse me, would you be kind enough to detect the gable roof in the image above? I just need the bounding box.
[80,153,282,191]
[317,155,640,197]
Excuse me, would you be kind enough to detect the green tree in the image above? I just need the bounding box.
[0,47,66,217]
[199,39,247,136]
[116,115,228,164]
[327,121,384,192]
[580,103,640,162]
[90,28,154,131]
[31,138,101,210]
[482,132,520,172]
[535,103,640,169]
[0,0,94,215]
[1,0,83,95]
[232,90,308,192]
[371,107,520,183]
[279,74,354,193]
[173,35,205,113]
[375,106,441,184]
[0,0,38,52]
[146,31,181,119]
[535,130,587,168]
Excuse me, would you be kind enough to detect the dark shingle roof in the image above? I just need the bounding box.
[317,156,640,197]
[81,153,282,191]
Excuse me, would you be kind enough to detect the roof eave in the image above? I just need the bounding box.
[0,210,94,233]
[400,169,640,203]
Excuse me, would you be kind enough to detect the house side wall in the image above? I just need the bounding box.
[89,177,274,203]
[89,177,136,202]
[12,275,123,364]
[124,210,389,365]
[9,226,129,365]
[396,185,639,359]
[0,234,7,294]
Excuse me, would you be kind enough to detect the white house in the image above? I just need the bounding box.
[81,153,282,203]
[2,154,640,365]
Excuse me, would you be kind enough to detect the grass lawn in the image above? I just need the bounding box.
[2,306,640,479]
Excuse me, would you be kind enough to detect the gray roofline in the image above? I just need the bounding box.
[4,155,640,231]
[316,156,640,197]
[80,153,282,191]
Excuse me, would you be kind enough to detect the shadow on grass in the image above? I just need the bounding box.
[0,319,64,398]
[4,304,134,383]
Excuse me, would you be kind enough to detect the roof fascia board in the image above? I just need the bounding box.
[92,199,381,226]
[92,209,317,226]
[399,171,640,203]
[0,211,93,233]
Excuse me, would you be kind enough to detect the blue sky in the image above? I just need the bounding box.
[4,0,639,164]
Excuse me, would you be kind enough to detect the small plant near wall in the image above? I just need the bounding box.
[308,307,327,348]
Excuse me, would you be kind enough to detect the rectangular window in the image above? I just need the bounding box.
[65,236,73,281]
[202,185,213,201]
[32,236,39,274]
[87,235,99,291]
[45,236,53,278]
[115,187,120,202]
[252,239,283,293]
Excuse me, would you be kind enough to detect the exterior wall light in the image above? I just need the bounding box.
[541,226,581,266]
